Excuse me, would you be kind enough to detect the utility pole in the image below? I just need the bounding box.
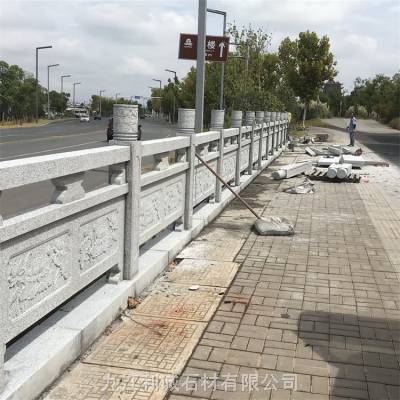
[35,45,52,122]
[60,74,71,116]
[165,69,177,123]
[47,64,59,119]
[72,82,81,116]
[99,89,105,118]
[207,8,226,110]
[195,0,207,133]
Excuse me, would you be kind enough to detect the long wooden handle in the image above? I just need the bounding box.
[195,153,262,220]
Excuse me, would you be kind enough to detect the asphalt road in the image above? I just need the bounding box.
[0,117,177,161]
[322,118,400,167]
[0,117,177,218]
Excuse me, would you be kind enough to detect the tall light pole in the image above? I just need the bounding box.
[152,79,162,116]
[195,0,207,133]
[47,63,59,118]
[165,69,177,123]
[35,45,52,122]
[99,89,105,118]
[115,92,120,101]
[207,8,226,110]
[72,82,81,116]
[60,74,71,116]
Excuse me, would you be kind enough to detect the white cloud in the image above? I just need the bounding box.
[0,0,398,101]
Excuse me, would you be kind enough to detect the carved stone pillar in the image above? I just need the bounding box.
[177,108,195,135]
[255,111,264,125]
[51,172,85,204]
[210,109,225,130]
[177,108,195,230]
[231,110,242,128]
[244,111,255,126]
[113,104,139,143]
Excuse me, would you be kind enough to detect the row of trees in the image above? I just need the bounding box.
[0,60,71,122]
[91,95,142,117]
[149,26,337,127]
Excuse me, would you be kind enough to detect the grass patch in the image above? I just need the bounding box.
[289,118,330,138]
[0,119,50,129]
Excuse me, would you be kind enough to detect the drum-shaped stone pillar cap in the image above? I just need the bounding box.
[113,104,139,142]
[177,108,196,135]
[210,109,225,130]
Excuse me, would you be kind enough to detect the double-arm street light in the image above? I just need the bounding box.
[72,82,81,115]
[60,74,71,115]
[47,63,59,118]
[99,89,105,118]
[152,79,162,116]
[35,45,52,122]
[165,69,177,123]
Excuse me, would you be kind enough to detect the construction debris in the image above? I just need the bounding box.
[340,155,365,168]
[327,145,342,156]
[305,147,316,157]
[272,161,313,180]
[284,178,315,194]
[189,285,200,291]
[127,297,141,309]
[309,147,328,156]
[307,168,361,183]
[342,146,363,156]
[315,133,329,142]
[318,156,341,167]
[327,163,352,179]
[254,216,295,236]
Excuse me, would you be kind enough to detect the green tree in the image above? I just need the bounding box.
[279,31,337,126]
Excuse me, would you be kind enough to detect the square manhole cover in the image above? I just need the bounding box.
[44,363,173,400]
[134,283,224,321]
[167,259,238,287]
[84,316,206,375]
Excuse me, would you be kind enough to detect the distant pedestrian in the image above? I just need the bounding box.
[347,113,357,146]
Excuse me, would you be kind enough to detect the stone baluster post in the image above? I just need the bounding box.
[232,111,243,187]
[246,111,255,175]
[112,104,141,280]
[177,108,195,229]
[284,112,289,145]
[210,110,225,202]
[256,111,264,169]
[270,112,276,156]
[276,112,282,149]
[264,112,271,160]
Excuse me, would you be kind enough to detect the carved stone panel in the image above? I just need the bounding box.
[79,211,119,274]
[194,160,217,205]
[7,231,72,322]
[252,138,259,161]
[139,174,185,244]
[240,146,250,170]
[223,152,236,182]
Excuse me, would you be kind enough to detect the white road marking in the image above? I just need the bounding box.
[0,140,104,160]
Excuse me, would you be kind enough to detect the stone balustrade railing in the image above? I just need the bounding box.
[0,105,289,391]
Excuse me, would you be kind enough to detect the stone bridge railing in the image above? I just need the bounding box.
[0,106,288,390]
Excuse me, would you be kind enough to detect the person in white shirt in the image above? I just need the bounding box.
[347,113,357,146]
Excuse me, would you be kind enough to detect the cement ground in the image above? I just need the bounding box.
[41,130,399,400]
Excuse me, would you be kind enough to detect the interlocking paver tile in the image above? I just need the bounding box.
[44,363,173,400]
[134,283,224,322]
[166,259,239,287]
[84,316,206,374]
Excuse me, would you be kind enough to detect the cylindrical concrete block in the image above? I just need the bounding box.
[244,111,255,126]
[327,164,338,179]
[255,111,265,125]
[177,108,195,135]
[337,163,352,179]
[231,110,243,128]
[210,109,225,130]
[113,104,139,142]
[270,112,276,122]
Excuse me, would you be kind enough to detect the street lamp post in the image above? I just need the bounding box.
[165,69,177,123]
[60,74,71,116]
[115,92,120,101]
[152,79,162,116]
[35,45,52,122]
[99,89,105,118]
[207,8,226,110]
[47,63,59,119]
[72,82,81,116]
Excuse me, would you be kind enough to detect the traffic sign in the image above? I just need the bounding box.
[178,33,229,62]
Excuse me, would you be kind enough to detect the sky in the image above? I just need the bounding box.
[1,0,399,103]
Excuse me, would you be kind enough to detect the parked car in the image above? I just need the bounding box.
[106,118,142,141]
[80,115,90,122]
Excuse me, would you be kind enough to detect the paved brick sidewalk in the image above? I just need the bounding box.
[169,149,400,400]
